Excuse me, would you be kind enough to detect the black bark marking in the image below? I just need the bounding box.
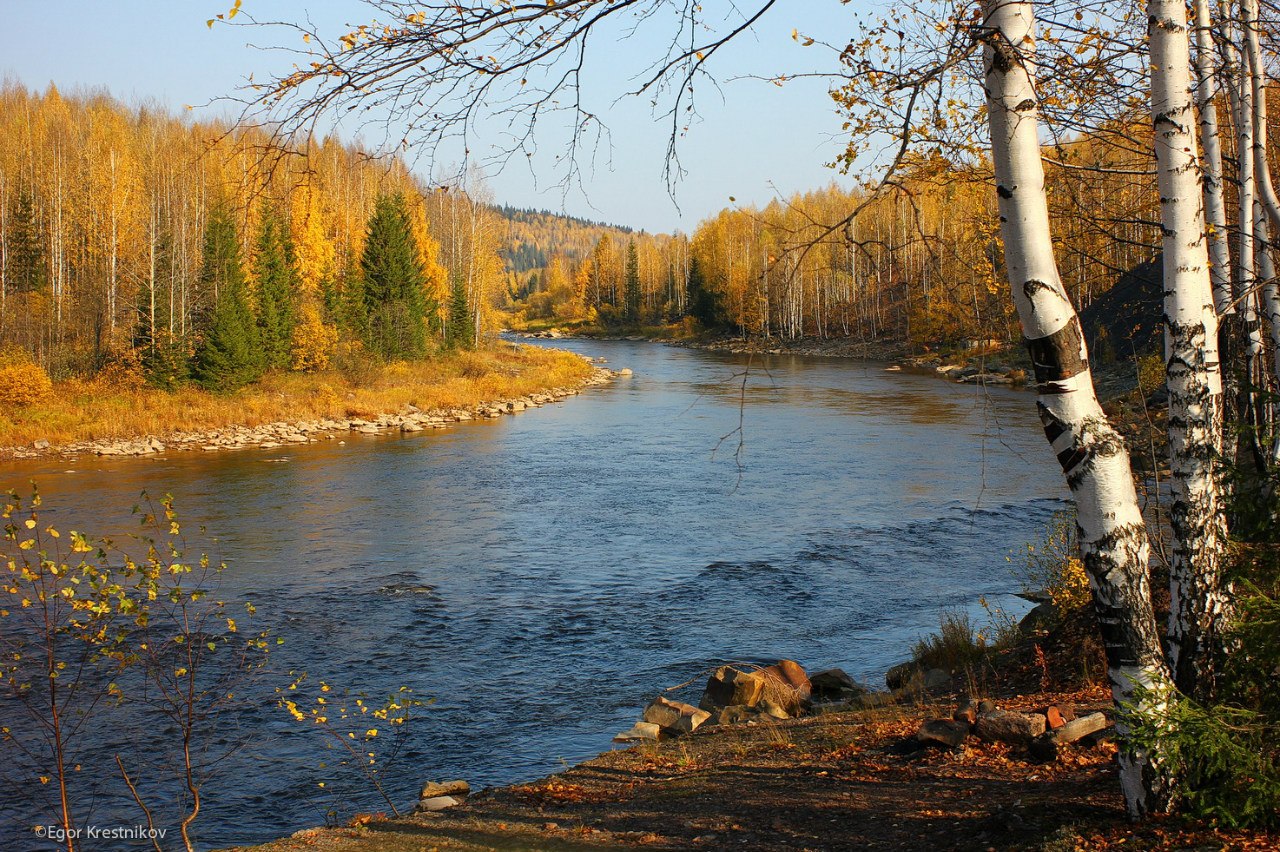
[997,184,1013,199]
[1025,318,1088,387]
[1014,98,1035,113]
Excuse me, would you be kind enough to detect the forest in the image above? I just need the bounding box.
[0,82,507,391]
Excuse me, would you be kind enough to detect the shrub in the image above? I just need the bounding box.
[1125,692,1280,828]
[1014,509,1091,621]
[0,354,53,407]
[911,610,988,673]
[1136,350,1165,397]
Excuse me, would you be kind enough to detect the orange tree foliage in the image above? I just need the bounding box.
[0,82,505,381]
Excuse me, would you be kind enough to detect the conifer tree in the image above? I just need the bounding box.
[446,274,473,349]
[192,205,262,391]
[9,191,45,294]
[686,256,720,329]
[624,240,641,324]
[360,192,429,359]
[253,207,298,370]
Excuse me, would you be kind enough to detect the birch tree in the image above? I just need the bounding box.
[1148,0,1231,700]
[980,0,1174,816]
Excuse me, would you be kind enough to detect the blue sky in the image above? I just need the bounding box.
[5,1,868,233]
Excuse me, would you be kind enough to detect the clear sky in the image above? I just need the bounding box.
[4,1,868,234]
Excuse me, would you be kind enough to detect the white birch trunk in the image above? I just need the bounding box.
[982,0,1174,817]
[1150,0,1232,700]
[1242,0,1280,459]
[1194,0,1234,317]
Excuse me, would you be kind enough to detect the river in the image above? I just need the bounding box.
[0,339,1067,849]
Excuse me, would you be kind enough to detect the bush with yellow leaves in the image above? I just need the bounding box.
[0,352,53,407]
[1015,509,1091,620]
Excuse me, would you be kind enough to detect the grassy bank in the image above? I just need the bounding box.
[0,344,594,452]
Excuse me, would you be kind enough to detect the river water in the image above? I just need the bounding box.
[1,340,1067,849]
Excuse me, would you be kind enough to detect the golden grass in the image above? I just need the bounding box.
[0,345,594,449]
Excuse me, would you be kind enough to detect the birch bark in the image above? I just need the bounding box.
[1150,0,1232,700]
[1193,0,1233,317]
[981,0,1174,817]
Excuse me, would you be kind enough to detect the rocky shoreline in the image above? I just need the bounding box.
[1,362,619,462]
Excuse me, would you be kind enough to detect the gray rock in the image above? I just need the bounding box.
[613,721,662,742]
[1051,712,1109,745]
[809,668,865,701]
[642,696,710,735]
[416,795,460,813]
[917,718,971,749]
[975,709,1047,745]
[33,439,50,450]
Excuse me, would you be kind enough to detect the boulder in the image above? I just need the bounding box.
[758,660,810,715]
[613,721,662,743]
[809,668,864,701]
[975,709,1047,746]
[416,796,460,813]
[33,439,50,451]
[642,696,710,736]
[419,779,470,799]
[917,718,971,749]
[699,665,766,711]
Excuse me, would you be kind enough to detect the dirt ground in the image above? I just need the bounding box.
[228,687,1276,852]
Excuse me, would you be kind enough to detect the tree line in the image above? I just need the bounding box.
[0,82,504,389]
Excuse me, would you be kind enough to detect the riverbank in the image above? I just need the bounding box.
[512,326,1036,388]
[229,677,1269,852]
[0,345,611,461]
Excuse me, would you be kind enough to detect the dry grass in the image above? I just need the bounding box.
[0,345,593,450]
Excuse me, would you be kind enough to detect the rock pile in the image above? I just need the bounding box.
[615,660,880,743]
[914,697,1111,760]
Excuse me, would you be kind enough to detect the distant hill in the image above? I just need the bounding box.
[1080,256,1162,361]
[495,205,637,273]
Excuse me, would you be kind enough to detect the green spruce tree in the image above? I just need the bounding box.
[192,204,263,391]
[360,192,429,359]
[9,191,45,294]
[686,256,721,329]
[253,206,297,370]
[446,274,473,350]
[624,240,641,324]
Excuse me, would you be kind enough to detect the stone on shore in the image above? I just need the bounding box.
[699,665,767,711]
[975,709,1047,746]
[416,795,461,813]
[758,660,811,716]
[917,718,971,749]
[809,668,865,701]
[642,696,710,736]
[614,721,663,743]
[419,779,470,799]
